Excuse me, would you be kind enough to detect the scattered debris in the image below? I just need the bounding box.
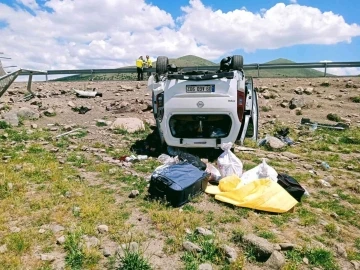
[72,106,91,114]
[55,128,82,138]
[74,89,102,98]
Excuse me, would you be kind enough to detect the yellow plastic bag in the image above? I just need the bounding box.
[205,178,297,213]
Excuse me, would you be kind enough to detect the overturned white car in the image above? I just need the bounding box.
[147,55,258,149]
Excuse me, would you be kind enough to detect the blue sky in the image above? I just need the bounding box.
[0,0,359,74]
[149,0,360,63]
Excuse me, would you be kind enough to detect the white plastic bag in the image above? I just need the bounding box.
[217,142,243,178]
[239,158,278,187]
[157,154,179,165]
[206,163,222,184]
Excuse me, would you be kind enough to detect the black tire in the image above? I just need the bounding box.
[156,56,169,75]
[231,55,244,70]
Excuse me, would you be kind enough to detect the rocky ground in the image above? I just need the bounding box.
[0,77,359,270]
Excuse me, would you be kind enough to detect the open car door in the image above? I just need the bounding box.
[238,77,259,145]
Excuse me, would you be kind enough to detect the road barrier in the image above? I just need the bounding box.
[17,61,360,80]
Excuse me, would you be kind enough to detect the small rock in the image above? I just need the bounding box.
[17,107,40,120]
[31,123,38,129]
[294,87,304,95]
[265,251,286,269]
[196,227,213,236]
[319,179,332,187]
[2,111,19,126]
[110,117,145,133]
[351,260,360,270]
[279,243,297,251]
[44,108,56,117]
[330,212,339,219]
[129,190,140,198]
[10,226,21,233]
[108,168,118,175]
[289,97,306,109]
[220,244,238,262]
[267,136,286,149]
[183,241,202,253]
[303,257,309,264]
[40,254,55,262]
[303,164,313,170]
[280,102,289,108]
[335,243,347,258]
[304,87,314,95]
[97,224,109,233]
[56,236,66,245]
[7,182,13,190]
[68,101,76,108]
[242,234,274,260]
[39,228,46,234]
[51,224,65,233]
[262,90,272,99]
[84,236,100,248]
[198,263,213,270]
[103,247,112,257]
[0,244,7,254]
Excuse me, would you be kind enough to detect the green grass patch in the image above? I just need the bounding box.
[350,96,360,103]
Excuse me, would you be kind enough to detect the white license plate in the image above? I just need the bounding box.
[186,85,215,93]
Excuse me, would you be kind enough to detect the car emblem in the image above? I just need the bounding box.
[197,101,204,108]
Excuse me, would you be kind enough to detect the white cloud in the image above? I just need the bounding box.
[315,60,360,76]
[0,0,359,71]
[290,0,297,4]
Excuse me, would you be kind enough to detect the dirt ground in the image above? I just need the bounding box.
[0,76,359,270]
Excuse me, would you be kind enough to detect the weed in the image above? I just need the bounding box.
[70,129,88,138]
[231,228,244,245]
[64,230,85,269]
[257,230,277,242]
[113,128,128,135]
[355,238,360,250]
[6,233,31,254]
[350,96,360,103]
[324,223,338,237]
[298,207,318,226]
[285,248,339,270]
[0,120,10,129]
[270,213,292,226]
[182,233,227,269]
[326,113,342,122]
[305,248,339,270]
[260,106,271,112]
[117,244,152,270]
[96,121,108,127]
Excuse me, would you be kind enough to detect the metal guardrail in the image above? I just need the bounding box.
[18,61,360,79]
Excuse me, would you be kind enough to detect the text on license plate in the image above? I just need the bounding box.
[186,85,215,93]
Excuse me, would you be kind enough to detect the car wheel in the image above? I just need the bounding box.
[156,56,169,75]
[231,55,244,70]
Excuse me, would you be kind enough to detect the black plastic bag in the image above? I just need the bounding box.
[178,152,206,171]
[277,173,305,202]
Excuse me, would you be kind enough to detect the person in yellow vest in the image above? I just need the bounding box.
[136,56,145,81]
[145,55,152,77]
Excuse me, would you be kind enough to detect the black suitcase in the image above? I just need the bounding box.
[277,173,306,202]
[148,162,209,207]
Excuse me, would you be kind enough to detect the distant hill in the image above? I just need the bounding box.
[246,58,329,78]
[54,55,330,81]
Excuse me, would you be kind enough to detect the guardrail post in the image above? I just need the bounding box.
[257,64,260,77]
[324,62,327,77]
